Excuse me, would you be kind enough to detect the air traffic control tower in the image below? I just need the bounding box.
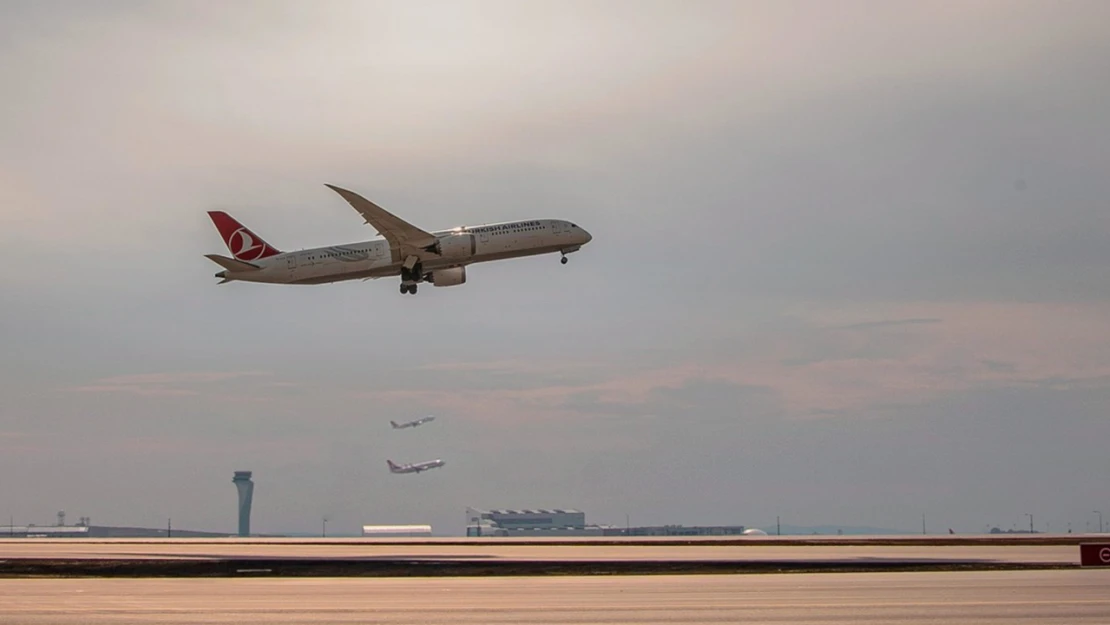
[232,471,254,537]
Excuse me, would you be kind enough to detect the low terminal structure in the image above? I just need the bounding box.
[603,524,748,537]
[0,525,89,538]
[361,524,433,537]
[465,508,748,537]
[0,524,230,538]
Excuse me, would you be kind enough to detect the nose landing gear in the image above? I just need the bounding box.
[559,245,580,265]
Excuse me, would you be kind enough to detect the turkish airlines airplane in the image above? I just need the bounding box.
[391,416,435,429]
[205,184,593,294]
[387,458,446,474]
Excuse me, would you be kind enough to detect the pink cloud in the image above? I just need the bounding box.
[65,371,271,397]
[350,301,1110,423]
[744,301,1110,415]
[104,435,321,458]
[0,433,323,460]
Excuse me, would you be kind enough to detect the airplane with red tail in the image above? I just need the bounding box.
[205,184,592,295]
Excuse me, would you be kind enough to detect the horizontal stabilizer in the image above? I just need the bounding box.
[205,254,261,273]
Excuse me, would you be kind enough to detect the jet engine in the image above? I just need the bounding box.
[429,266,466,287]
[432,233,474,260]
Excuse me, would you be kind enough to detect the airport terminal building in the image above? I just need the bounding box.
[466,508,747,537]
[466,508,605,536]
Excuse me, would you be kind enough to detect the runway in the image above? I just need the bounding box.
[2,570,1108,623]
[0,537,1083,562]
[0,537,1084,576]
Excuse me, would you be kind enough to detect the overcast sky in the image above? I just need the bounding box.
[2,0,1109,536]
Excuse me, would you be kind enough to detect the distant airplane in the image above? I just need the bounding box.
[205,184,593,294]
[391,416,436,429]
[387,459,446,474]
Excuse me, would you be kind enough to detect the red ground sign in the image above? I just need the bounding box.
[1079,543,1110,566]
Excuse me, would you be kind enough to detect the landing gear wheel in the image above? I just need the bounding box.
[400,284,409,294]
[410,284,418,294]
[560,256,568,265]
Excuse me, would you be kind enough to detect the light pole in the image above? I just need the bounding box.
[1025,514,1033,534]
[1095,511,1103,533]
[322,516,329,538]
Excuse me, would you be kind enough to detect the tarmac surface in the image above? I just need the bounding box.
[0,536,1087,576]
[2,570,1108,624]
[0,537,1082,562]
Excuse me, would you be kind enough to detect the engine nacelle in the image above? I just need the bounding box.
[433,233,474,260]
[430,266,466,287]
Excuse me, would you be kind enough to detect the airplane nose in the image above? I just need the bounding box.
[582,229,593,244]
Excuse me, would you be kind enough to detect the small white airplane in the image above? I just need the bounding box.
[205,184,593,294]
[387,458,446,474]
[391,416,436,429]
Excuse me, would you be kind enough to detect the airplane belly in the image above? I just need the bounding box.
[467,243,566,265]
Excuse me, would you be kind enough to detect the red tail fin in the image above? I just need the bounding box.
[207,211,282,261]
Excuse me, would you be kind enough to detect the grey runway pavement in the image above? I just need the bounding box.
[1,570,1108,624]
[0,539,1081,564]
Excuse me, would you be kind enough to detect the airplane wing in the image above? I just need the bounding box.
[324,184,438,258]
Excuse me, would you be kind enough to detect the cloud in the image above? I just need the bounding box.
[827,318,944,331]
[100,435,322,459]
[66,371,270,397]
[760,302,1110,415]
[342,300,1110,423]
[414,359,610,375]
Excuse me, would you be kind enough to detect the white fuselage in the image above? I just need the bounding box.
[393,417,435,429]
[216,218,591,285]
[389,459,446,474]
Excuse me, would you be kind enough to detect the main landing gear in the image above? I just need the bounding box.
[400,256,423,295]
